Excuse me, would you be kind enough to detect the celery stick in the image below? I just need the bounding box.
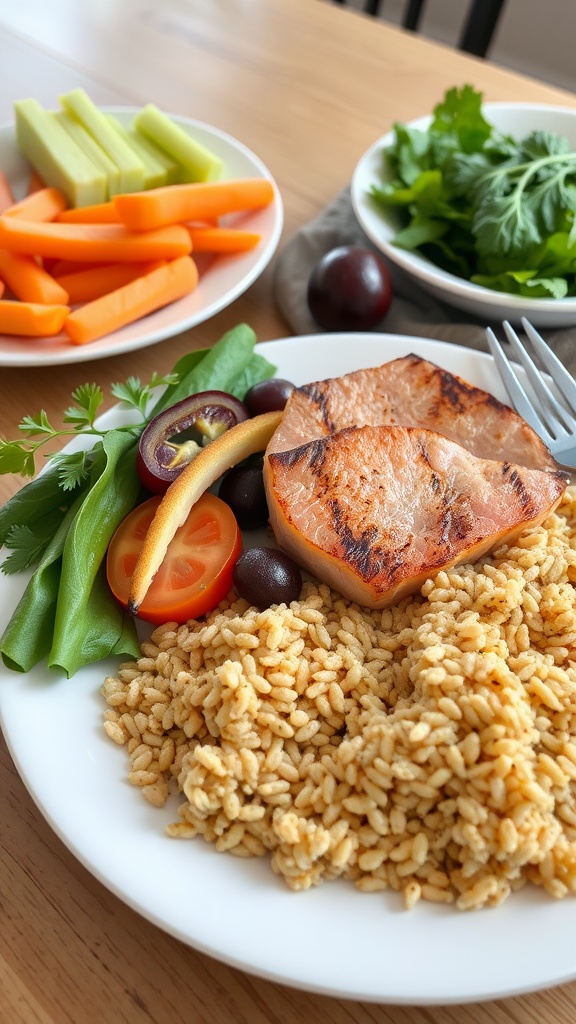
[134,103,224,183]
[54,111,120,199]
[59,88,146,193]
[107,116,179,189]
[14,98,107,207]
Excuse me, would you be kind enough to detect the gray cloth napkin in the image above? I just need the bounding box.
[273,187,576,367]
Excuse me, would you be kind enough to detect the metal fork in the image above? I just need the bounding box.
[486,317,576,469]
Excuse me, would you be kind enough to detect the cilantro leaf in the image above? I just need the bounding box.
[1,506,74,574]
[18,410,54,436]
[2,524,51,574]
[1,369,179,481]
[49,450,93,491]
[64,383,104,428]
[0,440,36,476]
[111,371,179,416]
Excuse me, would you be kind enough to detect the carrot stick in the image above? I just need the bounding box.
[4,187,68,222]
[0,280,4,299]
[56,201,119,224]
[0,172,15,214]
[54,260,164,304]
[113,178,275,231]
[27,170,45,195]
[64,255,198,345]
[0,299,69,336]
[48,258,110,276]
[0,249,69,305]
[0,218,192,262]
[186,226,261,253]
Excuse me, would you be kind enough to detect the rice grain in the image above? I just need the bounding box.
[102,487,576,910]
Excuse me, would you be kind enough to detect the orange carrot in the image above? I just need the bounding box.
[0,218,192,263]
[56,201,119,224]
[186,226,261,253]
[54,260,164,304]
[0,248,69,305]
[27,170,45,195]
[48,258,110,276]
[113,178,275,231]
[4,187,68,222]
[0,299,69,336]
[0,279,4,299]
[0,172,15,214]
[64,255,198,345]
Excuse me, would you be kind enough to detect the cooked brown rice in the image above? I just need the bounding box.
[101,486,576,911]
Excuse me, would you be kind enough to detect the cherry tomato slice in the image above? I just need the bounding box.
[106,493,242,625]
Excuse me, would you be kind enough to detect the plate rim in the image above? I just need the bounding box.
[1,330,576,1006]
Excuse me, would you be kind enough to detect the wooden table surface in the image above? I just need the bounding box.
[1,2,576,1020]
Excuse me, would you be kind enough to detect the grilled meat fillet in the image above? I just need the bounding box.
[267,354,559,471]
[265,424,566,609]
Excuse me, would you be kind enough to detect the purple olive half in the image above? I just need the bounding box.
[137,390,249,494]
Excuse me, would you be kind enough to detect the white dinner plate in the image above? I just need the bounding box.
[0,108,283,366]
[1,332,575,1006]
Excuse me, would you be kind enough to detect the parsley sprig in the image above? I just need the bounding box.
[0,371,178,488]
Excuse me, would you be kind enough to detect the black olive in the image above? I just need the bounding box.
[218,465,269,530]
[244,378,295,416]
[233,547,302,608]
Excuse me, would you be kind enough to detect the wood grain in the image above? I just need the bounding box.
[1,2,576,1020]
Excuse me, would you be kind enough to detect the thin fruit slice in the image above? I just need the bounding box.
[129,410,282,612]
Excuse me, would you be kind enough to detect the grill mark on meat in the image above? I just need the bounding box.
[270,439,328,474]
[426,366,509,420]
[269,445,311,470]
[265,423,567,608]
[328,497,382,582]
[417,437,431,466]
[437,493,474,546]
[299,382,336,433]
[502,462,535,511]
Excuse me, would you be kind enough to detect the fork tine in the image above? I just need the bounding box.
[485,327,551,439]
[502,321,573,437]
[521,317,576,415]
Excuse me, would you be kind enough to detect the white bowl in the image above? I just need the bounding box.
[351,103,576,327]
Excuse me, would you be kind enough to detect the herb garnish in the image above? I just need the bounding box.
[0,372,178,485]
[0,325,276,677]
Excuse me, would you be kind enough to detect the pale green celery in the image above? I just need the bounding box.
[54,110,120,199]
[59,88,146,193]
[107,116,179,189]
[14,98,107,207]
[134,104,224,183]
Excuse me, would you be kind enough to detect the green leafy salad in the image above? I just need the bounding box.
[369,84,576,299]
[0,324,275,678]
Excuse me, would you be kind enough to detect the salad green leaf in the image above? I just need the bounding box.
[369,84,576,298]
[0,323,277,677]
